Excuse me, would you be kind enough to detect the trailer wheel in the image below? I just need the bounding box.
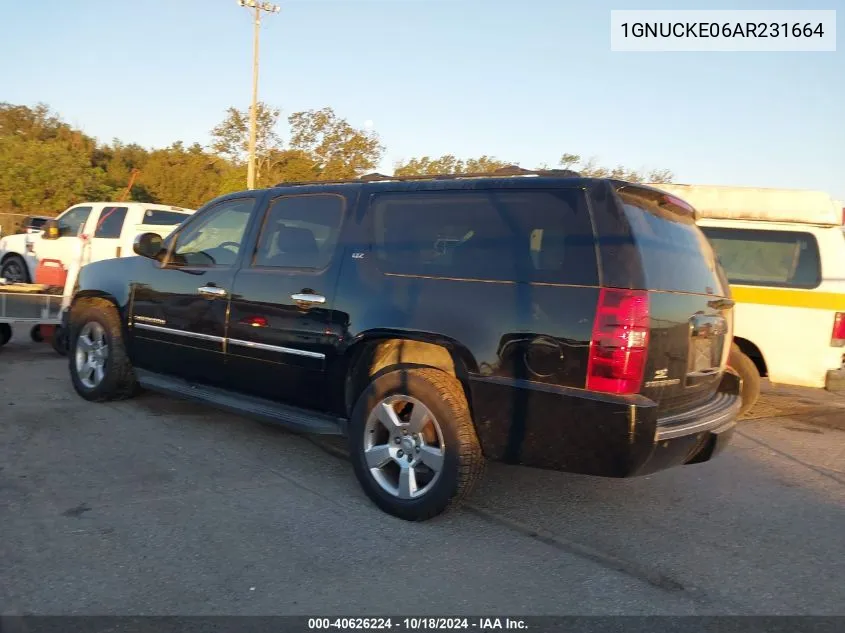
[30,325,44,343]
[0,323,11,346]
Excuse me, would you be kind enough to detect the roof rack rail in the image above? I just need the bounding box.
[272,165,581,188]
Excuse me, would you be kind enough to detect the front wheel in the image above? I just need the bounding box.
[727,343,760,417]
[52,325,68,356]
[68,301,139,402]
[348,367,485,521]
[0,255,30,283]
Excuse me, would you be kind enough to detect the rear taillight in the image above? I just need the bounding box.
[587,288,650,395]
[832,313,845,347]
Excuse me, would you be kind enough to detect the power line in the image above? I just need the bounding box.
[237,0,280,190]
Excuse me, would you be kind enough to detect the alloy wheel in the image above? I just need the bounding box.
[363,394,446,500]
[75,321,109,389]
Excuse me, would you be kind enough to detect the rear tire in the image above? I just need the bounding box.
[68,300,139,402]
[727,343,760,417]
[30,325,43,343]
[348,367,484,521]
[0,323,11,346]
[52,325,68,356]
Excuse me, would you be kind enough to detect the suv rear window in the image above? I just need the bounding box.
[615,185,725,296]
[371,188,597,286]
[142,210,190,226]
[700,226,822,289]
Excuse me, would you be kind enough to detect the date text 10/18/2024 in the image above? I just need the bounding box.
[308,618,529,631]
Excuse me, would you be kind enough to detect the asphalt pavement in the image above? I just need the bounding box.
[1,332,844,616]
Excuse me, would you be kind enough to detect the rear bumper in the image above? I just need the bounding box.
[825,368,845,393]
[469,372,741,478]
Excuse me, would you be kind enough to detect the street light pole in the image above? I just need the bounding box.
[237,0,280,190]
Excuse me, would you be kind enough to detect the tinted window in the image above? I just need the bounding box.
[371,188,597,285]
[253,194,344,269]
[57,206,92,237]
[29,218,48,229]
[93,206,128,239]
[615,186,724,295]
[170,198,254,268]
[143,210,190,226]
[700,226,821,289]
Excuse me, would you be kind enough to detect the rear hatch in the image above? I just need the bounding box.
[611,183,733,417]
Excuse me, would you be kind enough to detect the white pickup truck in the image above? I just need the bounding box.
[0,202,195,283]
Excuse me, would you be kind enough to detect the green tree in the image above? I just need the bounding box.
[394,154,514,176]
[138,142,228,209]
[288,107,383,179]
[210,102,282,164]
[558,154,674,183]
[0,134,113,214]
[209,102,283,187]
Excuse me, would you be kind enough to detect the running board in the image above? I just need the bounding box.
[134,369,346,436]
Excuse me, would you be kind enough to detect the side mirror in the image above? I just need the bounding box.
[41,219,61,240]
[133,232,165,260]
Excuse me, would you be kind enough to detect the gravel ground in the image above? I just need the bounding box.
[1,334,844,616]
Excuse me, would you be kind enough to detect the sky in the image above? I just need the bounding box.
[1,0,843,200]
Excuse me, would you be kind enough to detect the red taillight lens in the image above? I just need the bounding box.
[587,288,650,394]
[832,312,845,347]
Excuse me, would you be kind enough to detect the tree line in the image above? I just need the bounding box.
[0,101,674,222]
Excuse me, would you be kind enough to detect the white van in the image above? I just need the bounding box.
[650,184,845,414]
[0,202,194,283]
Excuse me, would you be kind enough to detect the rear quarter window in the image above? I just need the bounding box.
[699,226,822,289]
[615,186,726,296]
[370,188,598,286]
[94,206,128,239]
[142,210,190,226]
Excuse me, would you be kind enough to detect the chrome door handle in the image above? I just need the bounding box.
[198,285,227,297]
[291,293,326,305]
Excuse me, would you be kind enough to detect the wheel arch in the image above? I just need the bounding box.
[68,291,129,340]
[733,336,768,377]
[342,330,479,418]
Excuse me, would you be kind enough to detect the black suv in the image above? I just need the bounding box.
[65,171,741,521]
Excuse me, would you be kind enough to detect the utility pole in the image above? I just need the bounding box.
[237,0,280,190]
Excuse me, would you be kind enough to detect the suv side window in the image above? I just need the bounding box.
[370,188,597,285]
[58,206,93,237]
[252,194,345,270]
[700,226,822,289]
[168,198,255,268]
[93,206,128,239]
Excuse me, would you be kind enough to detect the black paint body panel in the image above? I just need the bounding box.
[71,178,738,478]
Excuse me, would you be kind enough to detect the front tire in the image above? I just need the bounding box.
[348,367,484,521]
[727,343,760,417]
[68,301,139,402]
[52,325,68,356]
[0,323,11,346]
[1,255,30,283]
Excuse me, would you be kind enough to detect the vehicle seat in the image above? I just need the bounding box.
[451,235,515,279]
[789,242,821,287]
[537,231,569,271]
[259,225,319,268]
